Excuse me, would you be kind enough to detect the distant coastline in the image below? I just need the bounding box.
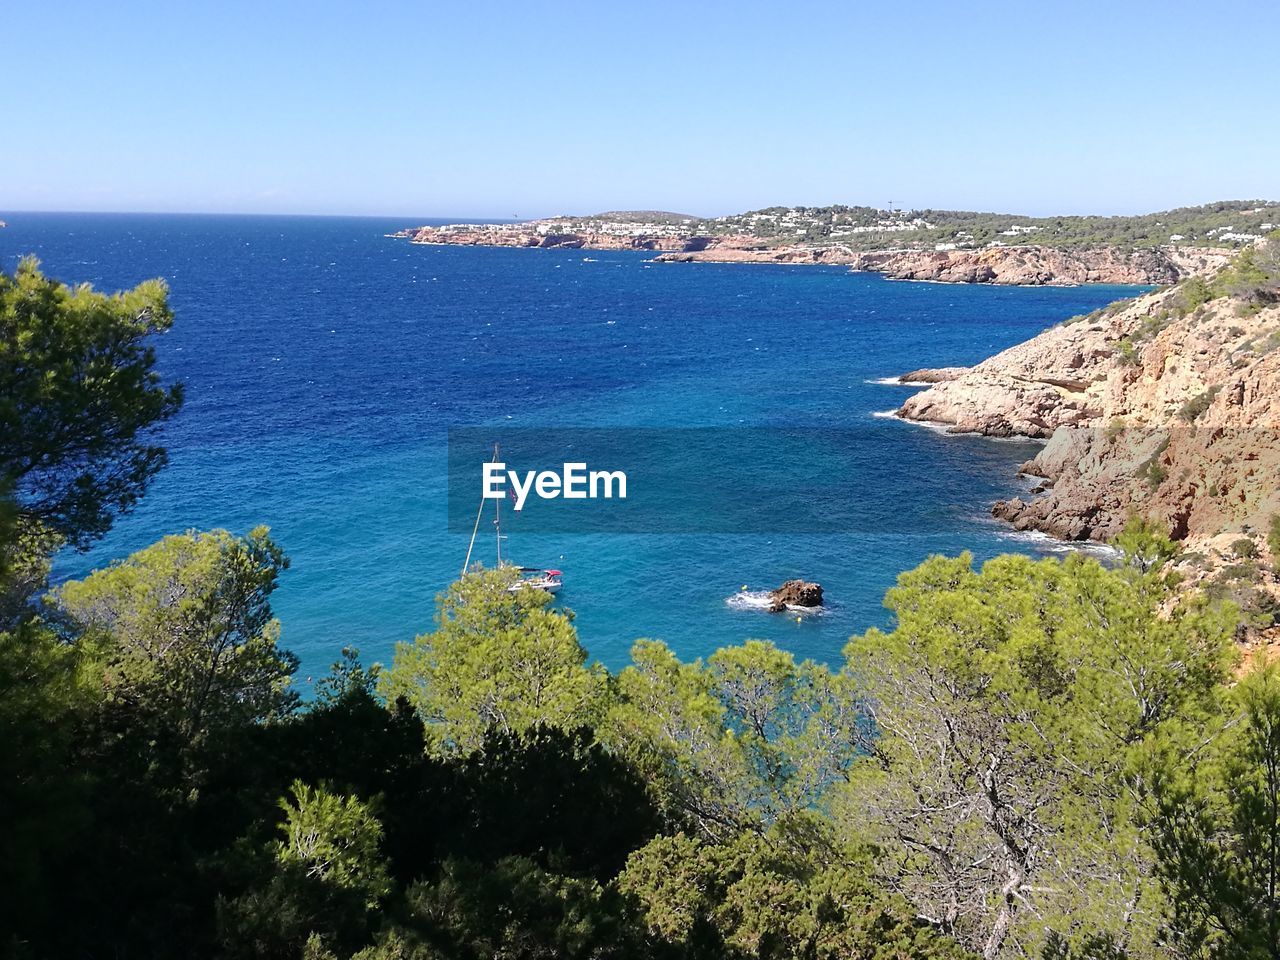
[390,201,1276,286]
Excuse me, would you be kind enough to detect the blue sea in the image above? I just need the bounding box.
[1,213,1141,681]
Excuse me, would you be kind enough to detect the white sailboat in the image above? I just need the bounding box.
[461,443,563,595]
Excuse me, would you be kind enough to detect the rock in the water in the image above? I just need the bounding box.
[767,579,823,612]
[899,367,968,384]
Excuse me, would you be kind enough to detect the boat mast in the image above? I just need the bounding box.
[494,441,503,567]
[462,442,501,577]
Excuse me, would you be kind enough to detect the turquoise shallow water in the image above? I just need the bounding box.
[1,213,1141,679]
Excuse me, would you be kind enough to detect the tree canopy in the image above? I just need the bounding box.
[379,567,608,755]
[839,548,1236,959]
[55,526,299,747]
[0,257,182,550]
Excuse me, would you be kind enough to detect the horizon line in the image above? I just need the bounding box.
[1,197,1278,223]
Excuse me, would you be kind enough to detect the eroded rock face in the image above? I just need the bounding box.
[767,579,823,612]
[894,259,1280,600]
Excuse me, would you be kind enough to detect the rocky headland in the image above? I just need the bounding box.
[399,221,1230,286]
[396,223,693,252]
[392,205,1261,286]
[894,242,1280,641]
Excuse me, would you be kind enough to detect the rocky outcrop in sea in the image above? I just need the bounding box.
[767,579,824,612]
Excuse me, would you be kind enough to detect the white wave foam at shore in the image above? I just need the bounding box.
[998,527,1122,560]
[865,376,933,386]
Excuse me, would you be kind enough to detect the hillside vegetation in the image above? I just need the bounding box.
[562,200,1280,252]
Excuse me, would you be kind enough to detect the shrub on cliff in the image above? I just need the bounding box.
[1210,241,1280,308]
[1174,275,1214,315]
[1116,337,1140,366]
[1231,538,1257,559]
[1177,386,1222,423]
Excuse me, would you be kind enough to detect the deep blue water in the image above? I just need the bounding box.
[0,213,1140,680]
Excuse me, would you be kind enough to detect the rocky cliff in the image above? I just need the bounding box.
[397,223,1233,286]
[658,243,1232,285]
[659,242,1231,285]
[895,243,1280,638]
[862,245,1233,285]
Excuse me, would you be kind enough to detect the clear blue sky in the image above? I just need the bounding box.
[5,0,1276,218]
